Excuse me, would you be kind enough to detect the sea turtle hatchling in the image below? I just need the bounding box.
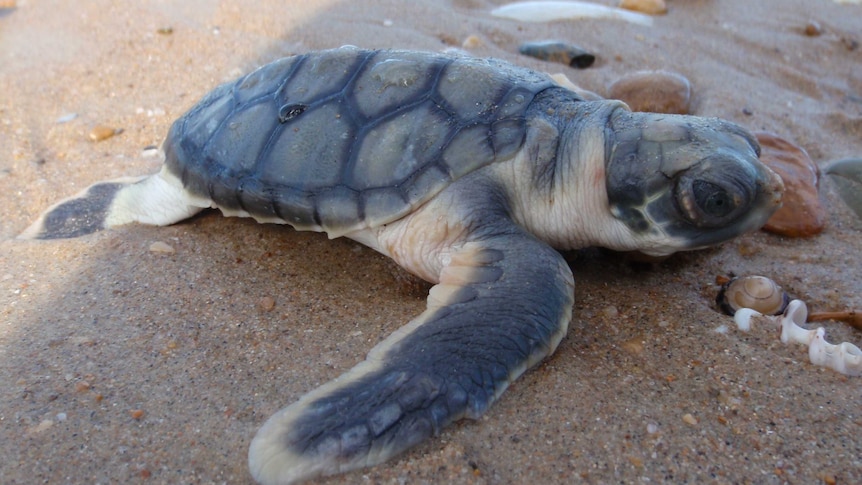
[21,47,783,484]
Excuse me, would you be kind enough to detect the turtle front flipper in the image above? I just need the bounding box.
[248,231,574,485]
[19,167,212,239]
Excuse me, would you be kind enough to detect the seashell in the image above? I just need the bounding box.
[716,275,790,316]
[518,41,595,69]
[809,328,862,376]
[729,299,862,377]
[490,1,654,27]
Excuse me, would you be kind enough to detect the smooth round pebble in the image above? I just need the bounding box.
[88,125,121,142]
[756,132,827,237]
[804,21,823,36]
[607,70,691,114]
[619,0,667,15]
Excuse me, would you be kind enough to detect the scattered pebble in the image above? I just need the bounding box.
[518,41,595,69]
[682,413,698,425]
[620,337,644,355]
[803,21,823,36]
[56,412,67,422]
[75,380,91,392]
[29,419,54,434]
[88,125,122,142]
[756,132,827,237]
[600,305,619,319]
[149,241,175,254]
[130,409,145,420]
[607,70,691,114]
[619,0,667,15]
[157,26,173,35]
[258,296,276,312]
[462,35,482,49]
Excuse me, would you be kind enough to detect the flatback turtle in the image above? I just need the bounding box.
[21,47,783,484]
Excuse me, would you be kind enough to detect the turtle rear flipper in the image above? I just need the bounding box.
[19,168,212,239]
[248,230,574,485]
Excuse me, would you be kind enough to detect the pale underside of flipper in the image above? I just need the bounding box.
[19,167,212,240]
[248,230,574,485]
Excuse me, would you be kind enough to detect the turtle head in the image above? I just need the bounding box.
[604,109,784,256]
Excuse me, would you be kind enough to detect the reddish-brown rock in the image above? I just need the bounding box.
[756,132,826,237]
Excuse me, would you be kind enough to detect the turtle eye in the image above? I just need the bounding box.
[692,180,736,219]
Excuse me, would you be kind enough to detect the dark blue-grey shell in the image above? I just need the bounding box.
[164,47,556,235]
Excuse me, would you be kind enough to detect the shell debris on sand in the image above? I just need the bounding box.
[731,300,862,376]
[518,40,595,68]
[491,1,654,26]
[756,132,827,237]
[716,275,790,316]
[149,241,175,254]
[607,70,691,114]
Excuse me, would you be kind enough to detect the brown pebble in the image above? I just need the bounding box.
[682,413,698,425]
[130,409,145,420]
[803,21,823,37]
[608,70,691,114]
[756,132,827,237]
[157,26,173,35]
[75,381,91,392]
[820,472,837,485]
[619,0,667,15]
[88,125,121,142]
[258,296,276,312]
[140,469,152,479]
[620,337,644,356]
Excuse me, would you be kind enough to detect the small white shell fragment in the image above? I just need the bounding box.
[149,241,175,254]
[731,299,862,377]
[55,113,78,123]
[491,1,654,26]
[733,307,762,332]
[779,300,816,345]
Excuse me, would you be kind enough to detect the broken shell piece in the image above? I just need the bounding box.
[778,299,816,345]
[716,275,790,316]
[731,299,862,377]
[490,1,654,26]
[518,41,595,68]
[809,328,862,376]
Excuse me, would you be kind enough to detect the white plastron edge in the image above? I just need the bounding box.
[729,299,862,377]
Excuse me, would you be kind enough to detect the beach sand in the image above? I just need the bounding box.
[1,0,860,483]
